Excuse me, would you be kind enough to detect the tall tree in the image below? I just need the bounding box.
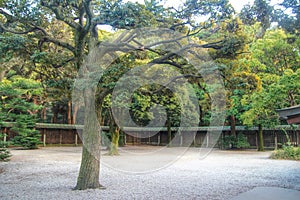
[251,29,300,75]
[0,0,238,189]
[275,0,300,33]
[0,76,43,149]
[240,0,273,38]
[0,0,154,189]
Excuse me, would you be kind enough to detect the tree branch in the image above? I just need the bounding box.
[83,0,93,34]
[147,74,202,95]
[0,9,48,35]
[0,24,36,34]
[41,37,76,54]
[40,1,81,30]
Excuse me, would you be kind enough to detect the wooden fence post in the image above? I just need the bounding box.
[206,134,209,148]
[124,133,126,145]
[3,135,7,147]
[3,128,7,146]
[43,130,46,147]
[274,131,278,150]
[180,133,183,147]
[256,132,258,149]
[297,129,300,147]
[59,130,62,145]
[158,132,160,145]
[75,133,78,146]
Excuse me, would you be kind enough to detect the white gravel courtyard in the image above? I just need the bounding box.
[0,146,299,200]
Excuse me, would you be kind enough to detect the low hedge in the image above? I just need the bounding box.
[270,146,300,161]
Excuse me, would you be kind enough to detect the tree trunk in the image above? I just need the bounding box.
[258,124,264,151]
[72,104,79,124]
[41,107,47,122]
[52,104,58,123]
[109,127,120,155]
[67,101,72,124]
[108,109,119,155]
[74,21,108,189]
[75,87,104,190]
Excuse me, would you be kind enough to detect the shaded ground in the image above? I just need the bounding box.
[0,146,299,200]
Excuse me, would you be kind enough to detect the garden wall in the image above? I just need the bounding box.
[1,123,299,149]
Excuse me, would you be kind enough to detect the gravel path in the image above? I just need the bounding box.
[0,146,299,200]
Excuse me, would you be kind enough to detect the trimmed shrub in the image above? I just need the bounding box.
[11,115,41,149]
[271,145,300,161]
[221,135,236,149]
[221,133,250,149]
[236,133,251,149]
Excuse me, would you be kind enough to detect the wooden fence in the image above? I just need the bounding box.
[1,123,299,149]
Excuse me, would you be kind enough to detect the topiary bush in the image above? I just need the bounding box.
[11,115,41,149]
[236,133,251,149]
[221,135,236,149]
[221,133,250,149]
[271,128,300,161]
[0,77,43,149]
[271,145,300,161]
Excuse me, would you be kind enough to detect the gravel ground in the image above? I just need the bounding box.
[0,146,299,200]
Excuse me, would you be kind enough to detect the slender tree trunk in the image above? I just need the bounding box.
[109,127,120,155]
[72,104,79,124]
[52,112,58,123]
[67,101,72,124]
[52,105,58,123]
[258,124,264,151]
[41,107,47,122]
[108,109,119,155]
[75,87,104,190]
[119,130,125,147]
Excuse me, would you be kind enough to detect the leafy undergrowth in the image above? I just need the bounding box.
[0,148,11,161]
[270,146,300,161]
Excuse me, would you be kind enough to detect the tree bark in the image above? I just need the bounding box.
[67,101,72,124]
[109,126,120,155]
[74,87,104,190]
[72,104,79,124]
[258,124,264,151]
[108,109,120,155]
[41,107,47,122]
[75,146,103,190]
[51,104,58,123]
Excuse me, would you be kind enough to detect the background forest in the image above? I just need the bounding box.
[0,0,299,145]
[0,0,299,189]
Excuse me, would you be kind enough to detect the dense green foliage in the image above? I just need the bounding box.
[0,133,10,161]
[271,146,300,161]
[0,76,43,149]
[0,1,298,134]
[221,133,250,149]
[0,0,300,189]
